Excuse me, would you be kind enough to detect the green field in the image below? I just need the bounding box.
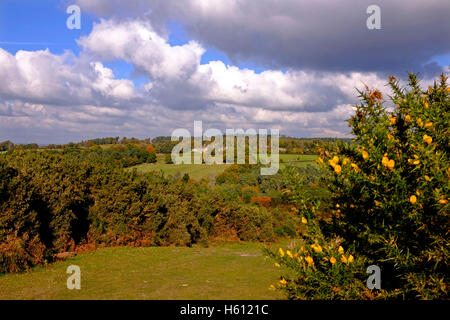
[129,154,317,180]
[0,243,289,300]
[278,154,317,169]
[129,154,231,181]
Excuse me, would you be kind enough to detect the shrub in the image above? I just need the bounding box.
[0,233,47,273]
[267,74,449,299]
[322,74,449,298]
[265,198,375,299]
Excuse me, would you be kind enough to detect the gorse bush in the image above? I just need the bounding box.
[265,167,373,299]
[265,211,371,300]
[268,74,449,299]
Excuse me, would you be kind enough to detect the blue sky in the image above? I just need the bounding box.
[0,0,284,81]
[0,0,449,144]
[0,0,90,54]
[0,1,194,87]
[0,1,147,86]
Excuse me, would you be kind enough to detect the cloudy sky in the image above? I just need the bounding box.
[0,0,449,144]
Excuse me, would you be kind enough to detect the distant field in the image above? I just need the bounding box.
[0,243,289,300]
[278,154,318,169]
[129,154,317,180]
[129,154,231,181]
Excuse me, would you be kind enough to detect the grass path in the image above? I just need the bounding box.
[0,243,287,300]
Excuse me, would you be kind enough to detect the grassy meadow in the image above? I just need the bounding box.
[0,242,290,300]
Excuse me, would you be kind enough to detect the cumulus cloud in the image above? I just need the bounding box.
[0,48,139,106]
[78,19,205,81]
[78,19,387,112]
[0,46,148,143]
[76,0,450,75]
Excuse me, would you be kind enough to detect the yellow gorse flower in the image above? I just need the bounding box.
[409,195,417,205]
[424,122,433,128]
[305,256,314,266]
[341,255,348,263]
[338,246,344,254]
[328,156,340,172]
[279,278,287,286]
[279,248,285,257]
[311,244,322,253]
[423,134,432,144]
[438,199,448,205]
[334,165,342,174]
[382,153,394,169]
[416,118,423,127]
[328,156,339,166]
[405,114,411,122]
[350,163,359,173]
[301,216,307,224]
[286,250,293,258]
[330,257,336,265]
[387,159,395,170]
[348,255,354,263]
[389,116,397,125]
[362,150,369,160]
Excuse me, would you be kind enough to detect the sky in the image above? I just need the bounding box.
[0,0,449,144]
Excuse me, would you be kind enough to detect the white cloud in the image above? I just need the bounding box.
[78,19,387,112]
[0,48,138,106]
[0,16,422,144]
[78,19,205,81]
